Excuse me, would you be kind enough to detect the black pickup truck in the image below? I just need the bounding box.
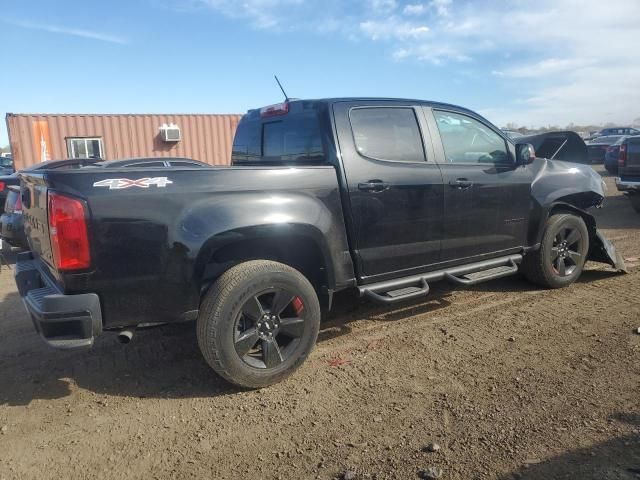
[615,135,640,212]
[15,98,624,388]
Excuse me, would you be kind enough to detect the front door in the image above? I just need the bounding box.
[333,101,445,281]
[424,108,532,262]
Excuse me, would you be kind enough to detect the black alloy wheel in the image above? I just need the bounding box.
[549,226,585,277]
[234,289,306,369]
[197,260,321,388]
[520,213,589,289]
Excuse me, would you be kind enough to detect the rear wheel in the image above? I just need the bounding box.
[521,213,589,288]
[197,260,320,388]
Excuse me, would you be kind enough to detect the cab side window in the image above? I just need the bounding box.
[349,107,426,163]
[434,110,509,164]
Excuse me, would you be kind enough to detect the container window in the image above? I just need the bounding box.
[67,137,104,159]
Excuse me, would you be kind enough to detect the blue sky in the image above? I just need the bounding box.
[1,0,639,146]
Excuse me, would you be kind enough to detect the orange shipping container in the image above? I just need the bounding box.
[6,113,243,170]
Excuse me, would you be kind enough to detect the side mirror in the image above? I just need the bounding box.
[515,143,536,166]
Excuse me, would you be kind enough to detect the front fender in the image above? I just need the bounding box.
[591,230,627,272]
[528,159,626,271]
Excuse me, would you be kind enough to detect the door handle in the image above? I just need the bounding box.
[358,180,390,192]
[448,178,473,189]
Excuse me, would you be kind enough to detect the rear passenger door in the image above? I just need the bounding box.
[333,101,444,281]
[424,107,532,262]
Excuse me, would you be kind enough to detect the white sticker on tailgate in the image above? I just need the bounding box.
[93,177,173,190]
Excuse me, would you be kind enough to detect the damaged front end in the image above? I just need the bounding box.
[590,230,627,272]
[530,158,627,272]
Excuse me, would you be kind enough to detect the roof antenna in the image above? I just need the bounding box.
[274,75,290,102]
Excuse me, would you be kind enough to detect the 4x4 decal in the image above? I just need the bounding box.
[93,177,173,190]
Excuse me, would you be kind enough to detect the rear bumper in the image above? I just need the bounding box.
[14,252,102,349]
[615,177,640,192]
[0,212,27,248]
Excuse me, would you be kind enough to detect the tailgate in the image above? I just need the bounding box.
[20,173,55,268]
[587,145,606,162]
[622,137,640,177]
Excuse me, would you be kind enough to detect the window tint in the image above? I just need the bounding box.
[262,117,323,162]
[349,107,425,162]
[434,111,509,164]
[232,118,261,162]
[232,114,324,164]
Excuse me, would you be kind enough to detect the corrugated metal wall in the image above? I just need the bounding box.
[6,113,243,170]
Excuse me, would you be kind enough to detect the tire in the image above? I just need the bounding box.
[520,213,589,289]
[197,260,320,388]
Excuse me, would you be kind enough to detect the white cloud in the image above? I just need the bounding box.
[368,0,398,14]
[3,19,128,44]
[187,0,640,126]
[196,0,304,29]
[493,58,597,79]
[429,0,451,17]
[403,3,426,15]
[360,17,429,40]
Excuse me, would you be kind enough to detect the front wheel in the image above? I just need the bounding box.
[520,213,589,289]
[197,260,320,388]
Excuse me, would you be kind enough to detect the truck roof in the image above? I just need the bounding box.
[246,97,480,118]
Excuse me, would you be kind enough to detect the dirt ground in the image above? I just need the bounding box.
[0,166,638,480]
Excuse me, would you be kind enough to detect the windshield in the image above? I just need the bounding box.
[0,157,12,168]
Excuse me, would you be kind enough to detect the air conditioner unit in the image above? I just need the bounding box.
[159,123,181,142]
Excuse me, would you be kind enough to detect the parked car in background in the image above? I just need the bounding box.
[1,186,26,248]
[604,136,628,174]
[0,155,13,176]
[615,135,640,213]
[1,158,100,248]
[587,127,640,141]
[586,135,626,164]
[518,131,589,164]
[14,97,623,388]
[91,157,210,169]
[1,157,206,249]
[502,130,525,140]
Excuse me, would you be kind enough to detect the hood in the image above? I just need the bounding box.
[519,131,589,164]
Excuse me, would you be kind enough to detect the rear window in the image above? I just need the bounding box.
[232,113,325,165]
[4,189,19,212]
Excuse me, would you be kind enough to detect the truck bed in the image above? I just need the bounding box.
[19,165,354,331]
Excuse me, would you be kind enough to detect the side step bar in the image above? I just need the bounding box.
[359,255,522,304]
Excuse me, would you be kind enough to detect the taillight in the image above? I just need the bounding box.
[619,143,627,167]
[260,102,289,118]
[0,182,4,192]
[48,192,90,271]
